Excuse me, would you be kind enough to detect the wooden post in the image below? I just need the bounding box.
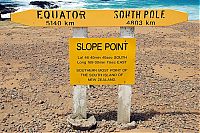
[117,27,135,123]
[72,27,88,118]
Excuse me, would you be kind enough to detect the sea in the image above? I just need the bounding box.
[0,0,199,20]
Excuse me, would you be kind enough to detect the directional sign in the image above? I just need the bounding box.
[69,38,136,85]
[11,9,188,27]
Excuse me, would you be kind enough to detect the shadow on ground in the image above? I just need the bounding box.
[88,110,200,122]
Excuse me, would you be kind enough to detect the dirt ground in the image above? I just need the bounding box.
[0,20,199,132]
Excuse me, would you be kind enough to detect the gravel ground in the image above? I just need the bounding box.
[0,20,199,132]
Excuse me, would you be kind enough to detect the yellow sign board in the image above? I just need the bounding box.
[69,38,136,85]
[11,9,188,27]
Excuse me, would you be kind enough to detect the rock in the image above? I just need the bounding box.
[4,4,19,8]
[38,100,45,104]
[67,114,97,131]
[66,124,71,128]
[109,127,115,132]
[0,4,16,14]
[0,8,16,14]
[0,103,4,109]
[0,4,5,10]
[119,121,136,130]
[102,119,106,122]
[29,1,59,9]
[115,128,120,132]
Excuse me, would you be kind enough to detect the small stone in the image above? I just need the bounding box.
[115,128,120,132]
[67,114,97,131]
[120,121,136,130]
[102,119,106,122]
[67,124,71,128]
[109,127,115,132]
[38,100,45,104]
[0,104,4,109]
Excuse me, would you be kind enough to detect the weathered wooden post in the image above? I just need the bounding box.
[117,27,135,123]
[72,27,88,118]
